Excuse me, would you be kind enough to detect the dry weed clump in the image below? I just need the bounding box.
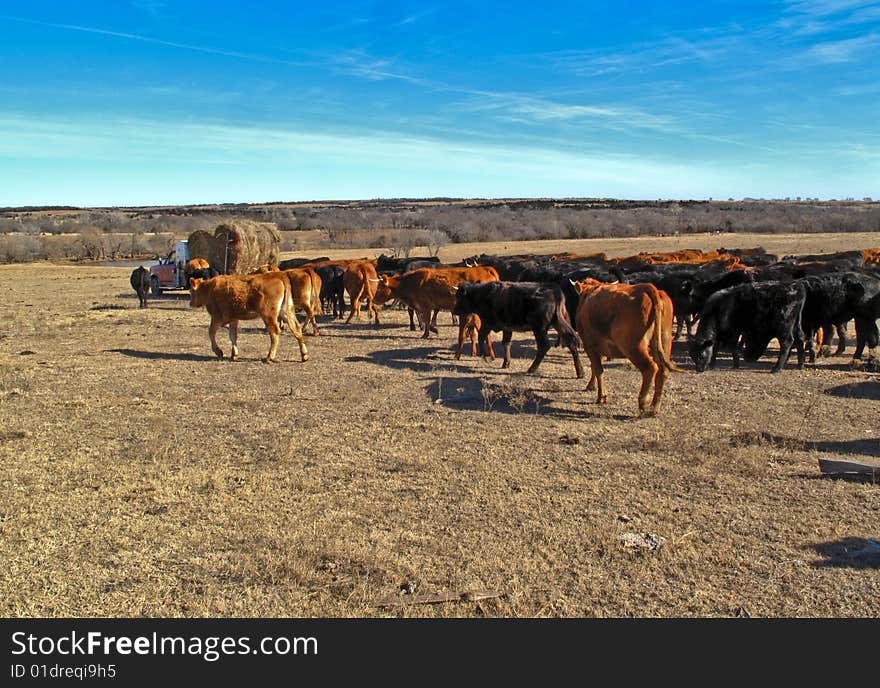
[480,376,543,414]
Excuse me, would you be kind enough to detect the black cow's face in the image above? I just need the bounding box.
[688,337,714,372]
[452,286,475,316]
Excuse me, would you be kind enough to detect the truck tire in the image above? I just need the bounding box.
[150,276,161,297]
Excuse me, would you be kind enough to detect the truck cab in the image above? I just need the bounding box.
[149,240,190,295]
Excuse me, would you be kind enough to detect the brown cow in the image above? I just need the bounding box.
[280,268,321,335]
[456,313,495,360]
[344,261,382,324]
[301,267,324,317]
[573,278,685,416]
[188,272,309,364]
[373,266,500,340]
[254,263,280,273]
[184,257,212,280]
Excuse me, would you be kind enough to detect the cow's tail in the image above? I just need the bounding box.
[276,271,294,329]
[647,286,688,374]
[310,272,324,315]
[553,293,583,351]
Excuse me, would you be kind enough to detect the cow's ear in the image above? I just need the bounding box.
[189,277,200,289]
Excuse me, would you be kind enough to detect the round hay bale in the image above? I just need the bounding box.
[214,220,280,274]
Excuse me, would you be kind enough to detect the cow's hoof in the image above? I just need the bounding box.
[301,353,310,363]
[214,351,224,360]
[262,357,275,364]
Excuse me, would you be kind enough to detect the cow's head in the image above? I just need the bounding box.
[188,278,205,308]
[687,335,714,373]
[570,278,604,295]
[451,283,475,316]
[372,274,395,305]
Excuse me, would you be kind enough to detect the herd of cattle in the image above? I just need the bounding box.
[130,245,880,416]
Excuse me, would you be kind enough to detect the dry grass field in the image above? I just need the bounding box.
[1,232,878,618]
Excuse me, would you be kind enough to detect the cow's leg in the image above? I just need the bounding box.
[502,330,513,369]
[485,331,496,360]
[685,314,696,338]
[649,361,670,416]
[345,296,359,323]
[209,318,224,359]
[731,338,741,369]
[429,310,439,334]
[585,350,606,404]
[262,316,281,363]
[772,334,795,373]
[228,321,240,361]
[674,316,684,341]
[805,327,817,363]
[816,325,830,358]
[455,319,468,359]
[834,323,847,356]
[371,300,381,326]
[630,346,659,415]
[281,310,310,362]
[527,328,551,374]
[794,334,805,369]
[302,302,318,336]
[420,308,433,339]
[408,308,417,331]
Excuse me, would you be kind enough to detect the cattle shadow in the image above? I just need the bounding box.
[825,380,880,400]
[345,346,462,373]
[105,348,217,362]
[423,376,628,420]
[810,538,880,569]
[731,431,880,458]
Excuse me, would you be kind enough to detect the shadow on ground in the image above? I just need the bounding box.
[105,348,217,362]
[344,346,462,373]
[423,376,631,420]
[731,431,880,458]
[824,380,880,400]
[811,538,880,569]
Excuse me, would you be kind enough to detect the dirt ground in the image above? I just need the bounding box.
[1,232,878,618]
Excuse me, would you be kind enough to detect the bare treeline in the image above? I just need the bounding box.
[1,198,878,263]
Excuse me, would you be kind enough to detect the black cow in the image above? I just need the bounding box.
[796,273,871,362]
[850,272,880,359]
[689,281,806,373]
[278,257,330,270]
[717,247,779,267]
[683,269,755,318]
[187,266,220,281]
[781,250,865,268]
[376,254,441,274]
[625,267,704,339]
[129,266,150,308]
[452,281,584,378]
[314,264,346,319]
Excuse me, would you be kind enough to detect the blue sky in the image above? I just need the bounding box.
[0,0,878,205]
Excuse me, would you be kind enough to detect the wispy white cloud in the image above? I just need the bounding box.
[802,30,880,62]
[779,0,880,34]
[545,33,738,78]
[0,15,315,67]
[397,9,434,27]
[784,0,877,16]
[130,1,167,19]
